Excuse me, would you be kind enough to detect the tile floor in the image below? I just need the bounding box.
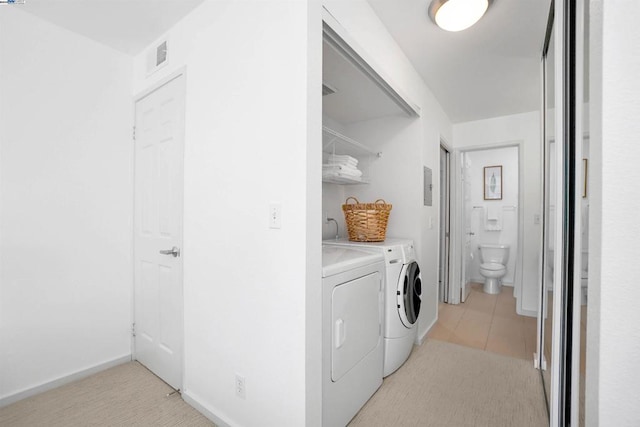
[427,282,538,361]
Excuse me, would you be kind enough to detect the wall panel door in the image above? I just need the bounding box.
[134,74,185,390]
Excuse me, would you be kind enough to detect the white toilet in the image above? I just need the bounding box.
[479,244,510,294]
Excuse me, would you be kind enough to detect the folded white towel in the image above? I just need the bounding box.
[328,160,358,168]
[328,154,357,162]
[327,154,358,167]
[322,167,362,177]
[323,164,360,172]
[322,171,363,182]
[328,162,358,170]
[323,165,360,173]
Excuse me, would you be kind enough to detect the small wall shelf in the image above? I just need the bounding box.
[322,126,381,185]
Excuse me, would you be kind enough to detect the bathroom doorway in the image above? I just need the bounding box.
[463,146,520,301]
[429,141,536,358]
[450,143,524,309]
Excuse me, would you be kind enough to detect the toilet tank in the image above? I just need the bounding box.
[479,244,510,264]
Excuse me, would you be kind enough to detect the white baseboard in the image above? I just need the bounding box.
[516,306,538,317]
[0,354,131,408]
[182,390,232,427]
[415,316,437,346]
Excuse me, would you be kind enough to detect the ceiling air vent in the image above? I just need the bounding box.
[146,39,169,75]
[322,83,337,96]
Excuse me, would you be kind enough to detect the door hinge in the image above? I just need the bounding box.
[131,322,136,337]
[132,126,136,141]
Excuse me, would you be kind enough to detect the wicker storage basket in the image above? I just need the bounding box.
[342,197,392,242]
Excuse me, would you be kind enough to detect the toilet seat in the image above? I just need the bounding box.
[480,262,505,272]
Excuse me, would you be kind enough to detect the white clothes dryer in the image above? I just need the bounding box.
[323,238,422,377]
[321,245,385,426]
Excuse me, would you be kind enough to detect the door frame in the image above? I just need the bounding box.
[132,68,187,390]
[450,141,525,306]
[537,4,554,375]
[438,139,452,303]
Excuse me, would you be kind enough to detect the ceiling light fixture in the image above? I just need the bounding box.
[429,0,492,32]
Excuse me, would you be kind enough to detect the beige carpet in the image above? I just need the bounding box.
[0,362,214,427]
[1,341,546,427]
[349,339,548,427]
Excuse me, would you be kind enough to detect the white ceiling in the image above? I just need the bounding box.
[19,0,205,55]
[17,0,550,123]
[367,0,551,123]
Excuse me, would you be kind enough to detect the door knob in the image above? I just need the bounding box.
[467,232,475,236]
[159,246,180,257]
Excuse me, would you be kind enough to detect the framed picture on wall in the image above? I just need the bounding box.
[484,165,503,200]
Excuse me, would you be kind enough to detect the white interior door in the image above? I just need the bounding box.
[460,152,473,302]
[134,74,185,390]
[439,145,451,303]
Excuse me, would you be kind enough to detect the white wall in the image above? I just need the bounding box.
[465,147,519,284]
[0,9,133,403]
[321,181,346,240]
[453,111,541,316]
[323,0,453,343]
[345,116,424,242]
[132,2,321,426]
[321,115,347,241]
[587,1,640,425]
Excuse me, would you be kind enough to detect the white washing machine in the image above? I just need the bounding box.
[323,238,422,377]
[321,245,385,427]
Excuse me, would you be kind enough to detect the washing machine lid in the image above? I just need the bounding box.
[322,237,414,249]
[480,262,505,271]
[322,246,384,277]
[322,238,415,264]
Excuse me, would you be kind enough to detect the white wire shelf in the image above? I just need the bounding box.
[322,126,382,158]
[322,175,370,185]
[321,126,380,185]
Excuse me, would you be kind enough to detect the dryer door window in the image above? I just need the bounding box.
[397,262,422,327]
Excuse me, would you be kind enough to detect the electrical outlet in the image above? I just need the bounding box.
[269,202,282,229]
[235,374,246,399]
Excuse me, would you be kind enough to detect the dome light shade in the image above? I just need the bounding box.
[429,0,491,32]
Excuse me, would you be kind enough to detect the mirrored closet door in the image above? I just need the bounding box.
[539,0,587,425]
